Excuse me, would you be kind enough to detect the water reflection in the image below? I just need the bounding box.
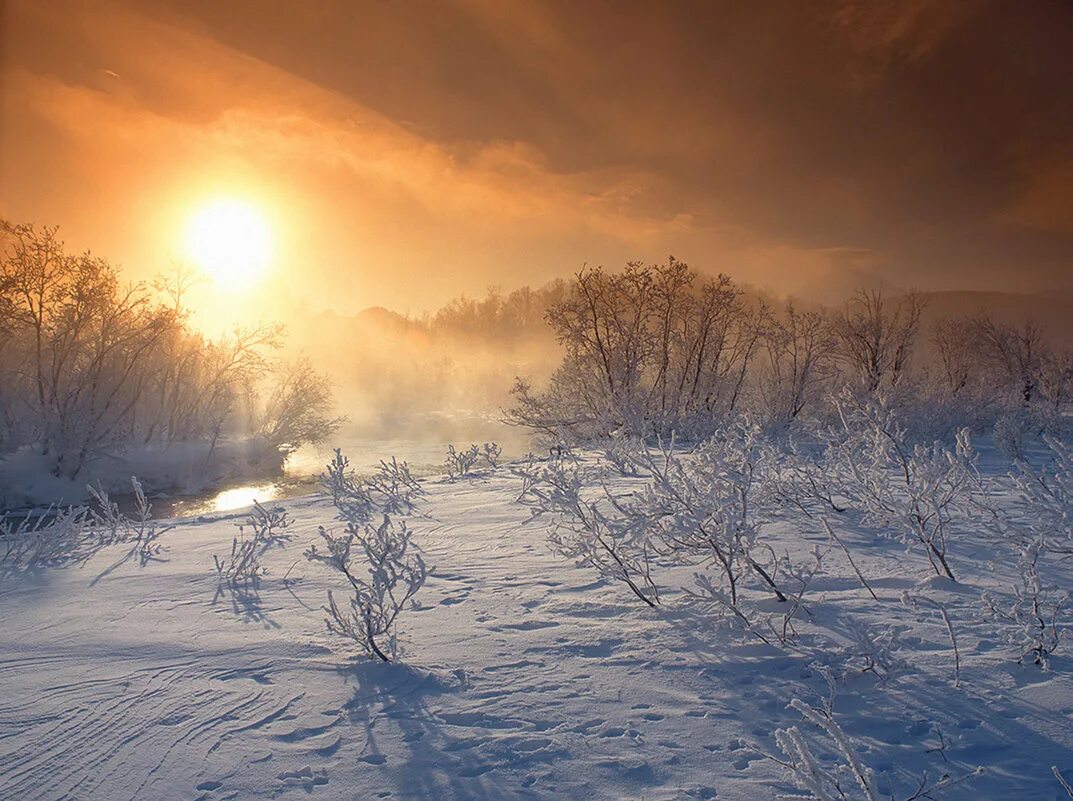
[209,483,282,512]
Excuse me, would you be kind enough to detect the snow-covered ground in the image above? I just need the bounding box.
[2,454,1072,800]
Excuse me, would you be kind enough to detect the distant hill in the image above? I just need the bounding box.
[917,291,1073,346]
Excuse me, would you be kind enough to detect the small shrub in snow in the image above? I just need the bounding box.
[627,421,790,606]
[213,501,290,586]
[0,504,90,575]
[445,443,481,479]
[368,456,423,514]
[992,411,1028,463]
[321,449,375,523]
[981,540,1069,669]
[481,441,503,470]
[515,452,660,607]
[305,514,428,662]
[770,697,980,801]
[834,622,909,682]
[601,431,645,476]
[88,477,172,566]
[830,396,977,581]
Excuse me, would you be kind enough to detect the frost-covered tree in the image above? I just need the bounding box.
[515,452,660,607]
[626,421,789,606]
[829,396,977,581]
[758,303,834,427]
[506,260,764,442]
[306,515,428,662]
[257,358,344,454]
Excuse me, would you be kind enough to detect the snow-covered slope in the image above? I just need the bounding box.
[2,465,1072,800]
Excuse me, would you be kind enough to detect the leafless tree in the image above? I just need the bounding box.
[831,290,925,395]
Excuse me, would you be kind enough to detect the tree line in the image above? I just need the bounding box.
[0,221,340,484]
[505,258,1073,451]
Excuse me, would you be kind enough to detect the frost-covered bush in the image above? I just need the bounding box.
[627,421,790,607]
[0,474,173,577]
[305,515,428,662]
[515,452,660,607]
[770,698,980,801]
[829,396,978,581]
[88,477,172,566]
[482,441,503,470]
[213,501,290,586]
[1011,435,1073,552]
[981,540,1068,669]
[321,449,375,523]
[368,456,423,514]
[445,443,481,478]
[601,431,646,476]
[0,504,90,576]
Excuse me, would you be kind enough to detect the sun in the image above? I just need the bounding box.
[184,198,272,288]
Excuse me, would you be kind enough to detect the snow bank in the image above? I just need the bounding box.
[1,452,1072,800]
[0,437,285,509]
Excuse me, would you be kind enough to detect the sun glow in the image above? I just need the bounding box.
[184,198,272,288]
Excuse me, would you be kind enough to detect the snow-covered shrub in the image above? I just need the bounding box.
[481,441,503,470]
[445,443,481,479]
[1011,435,1073,552]
[830,396,978,581]
[770,698,980,801]
[321,449,375,523]
[213,501,290,586]
[305,514,428,662]
[515,452,660,607]
[627,421,789,606]
[993,411,1028,463]
[981,540,1068,669]
[0,504,90,576]
[88,477,172,566]
[368,456,423,514]
[601,431,646,476]
[834,622,909,682]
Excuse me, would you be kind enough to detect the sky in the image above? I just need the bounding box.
[1,0,1072,317]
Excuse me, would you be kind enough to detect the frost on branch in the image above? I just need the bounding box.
[213,500,290,588]
[770,697,981,801]
[305,515,428,662]
[1011,435,1073,554]
[368,456,423,514]
[320,448,375,523]
[482,441,503,470]
[0,504,90,577]
[88,477,173,566]
[514,451,660,607]
[830,396,977,581]
[445,443,481,479]
[601,431,646,477]
[981,540,1068,669]
[627,421,790,607]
